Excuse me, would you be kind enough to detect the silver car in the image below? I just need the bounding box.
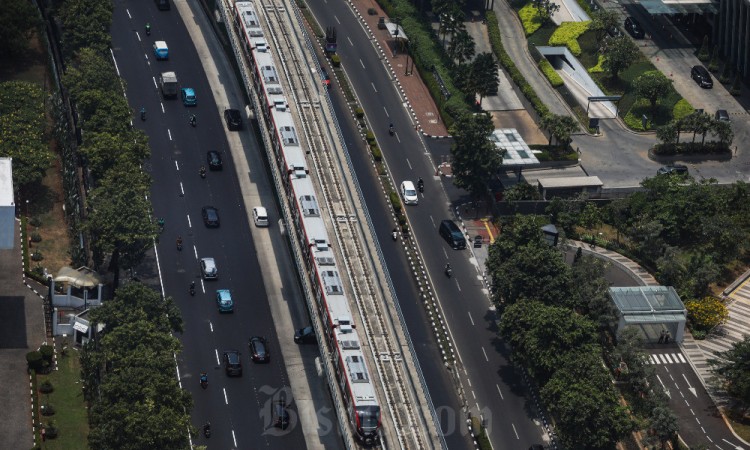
[200,257,218,280]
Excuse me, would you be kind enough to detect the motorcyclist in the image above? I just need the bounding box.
[388,123,394,135]
[200,372,208,385]
[176,235,183,247]
[145,23,151,35]
[190,281,196,291]
[199,165,207,178]
[157,217,165,229]
[203,421,211,436]
[417,177,424,192]
[445,263,452,276]
[392,227,398,241]
[189,114,196,126]
[140,107,146,120]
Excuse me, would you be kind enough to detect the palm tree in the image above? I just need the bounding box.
[448,29,475,65]
[439,4,463,46]
[470,52,499,106]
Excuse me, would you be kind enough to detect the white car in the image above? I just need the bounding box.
[253,206,269,227]
[400,180,418,205]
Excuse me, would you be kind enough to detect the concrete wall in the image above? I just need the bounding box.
[716,0,750,79]
[0,206,15,250]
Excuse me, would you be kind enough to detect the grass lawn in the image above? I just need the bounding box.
[38,350,89,448]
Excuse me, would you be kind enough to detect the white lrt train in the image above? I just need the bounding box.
[233,1,381,443]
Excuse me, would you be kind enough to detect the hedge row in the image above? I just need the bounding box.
[539,59,563,87]
[486,11,550,119]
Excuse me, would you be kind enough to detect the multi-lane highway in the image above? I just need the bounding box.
[304,1,550,449]
[110,1,313,448]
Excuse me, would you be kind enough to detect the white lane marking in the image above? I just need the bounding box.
[649,355,657,364]
[360,59,365,69]
[179,182,184,196]
[193,245,198,259]
[682,373,698,397]
[214,349,220,365]
[161,103,165,113]
[175,160,180,170]
[152,76,158,89]
[209,321,214,332]
[512,423,519,439]
[127,9,132,18]
[187,215,192,228]
[383,106,390,117]
[496,384,504,400]
[223,388,229,404]
[111,49,122,77]
[168,129,173,141]
[468,311,474,326]
[200,279,205,294]
[471,390,476,399]
[334,15,340,24]
[137,31,142,42]
[347,37,353,46]
[481,347,488,362]
[232,430,238,448]
[175,362,182,389]
[455,279,461,291]
[371,82,377,92]
[406,158,412,170]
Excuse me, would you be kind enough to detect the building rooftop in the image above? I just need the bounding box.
[609,286,686,316]
[490,129,539,167]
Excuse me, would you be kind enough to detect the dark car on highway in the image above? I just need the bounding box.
[223,350,243,376]
[207,150,223,170]
[274,401,290,429]
[249,336,270,363]
[691,65,713,88]
[224,108,243,130]
[294,326,316,344]
[201,206,220,227]
[624,17,645,39]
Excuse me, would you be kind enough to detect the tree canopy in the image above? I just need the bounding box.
[709,336,750,411]
[0,0,40,59]
[602,35,640,79]
[449,112,502,199]
[633,71,673,115]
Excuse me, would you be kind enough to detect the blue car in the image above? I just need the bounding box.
[181,88,196,106]
[216,289,233,313]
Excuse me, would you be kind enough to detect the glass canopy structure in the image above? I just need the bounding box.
[609,286,687,343]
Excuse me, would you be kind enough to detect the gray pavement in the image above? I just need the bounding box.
[0,220,48,449]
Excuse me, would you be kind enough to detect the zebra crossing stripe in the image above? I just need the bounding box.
[677,353,686,363]
[649,355,658,364]
[664,354,674,364]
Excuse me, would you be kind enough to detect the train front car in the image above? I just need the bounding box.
[356,404,381,444]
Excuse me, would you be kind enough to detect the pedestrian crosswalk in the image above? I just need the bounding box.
[647,352,688,365]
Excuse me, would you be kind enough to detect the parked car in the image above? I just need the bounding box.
[200,257,218,280]
[400,180,418,205]
[624,17,645,39]
[223,350,242,376]
[294,326,316,344]
[715,109,730,122]
[207,150,223,170]
[181,87,197,105]
[439,219,466,249]
[216,289,234,313]
[691,65,713,88]
[224,108,243,130]
[252,206,269,227]
[657,164,688,176]
[249,336,270,363]
[202,206,220,227]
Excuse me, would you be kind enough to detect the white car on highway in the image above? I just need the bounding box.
[400,180,418,205]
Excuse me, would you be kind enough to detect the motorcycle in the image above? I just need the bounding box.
[200,168,206,179]
[140,108,146,121]
[145,23,151,36]
[389,125,394,136]
[189,282,196,296]
[445,264,452,278]
[392,230,398,241]
[189,115,196,127]
[200,373,208,389]
[417,179,424,193]
[177,240,183,251]
[203,423,211,438]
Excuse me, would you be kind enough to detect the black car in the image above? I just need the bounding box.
[715,109,730,122]
[202,206,220,227]
[207,150,223,170]
[224,108,243,131]
[657,164,688,176]
[439,219,466,250]
[223,350,243,376]
[624,17,645,39]
[294,326,316,344]
[691,65,713,88]
[249,336,270,363]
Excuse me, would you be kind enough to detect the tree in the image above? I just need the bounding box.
[712,119,733,147]
[449,112,502,199]
[470,52,499,105]
[63,48,121,95]
[655,246,685,287]
[90,282,183,334]
[682,252,720,299]
[0,0,40,59]
[634,71,673,115]
[541,114,579,147]
[684,297,729,332]
[81,130,150,180]
[448,29,475,66]
[570,255,617,328]
[502,181,540,203]
[85,163,157,288]
[656,121,679,147]
[533,0,560,25]
[602,35,640,79]
[59,0,113,57]
[590,9,619,41]
[499,301,598,382]
[647,407,679,449]
[709,336,750,411]
[439,4,463,46]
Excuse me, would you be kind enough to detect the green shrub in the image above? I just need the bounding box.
[355,107,364,119]
[30,217,42,227]
[697,35,710,61]
[27,351,44,371]
[39,344,54,363]
[519,4,542,36]
[41,403,56,416]
[39,380,54,394]
[539,59,563,87]
[588,54,605,74]
[692,330,707,340]
[330,54,341,67]
[548,21,590,56]
[389,191,402,215]
[31,251,43,261]
[365,130,375,143]
[31,232,42,243]
[672,99,694,120]
[685,297,728,332]
[731,75,742,95]
[44,420,58,439]
[371,145,382,161]
[623,98,651,131]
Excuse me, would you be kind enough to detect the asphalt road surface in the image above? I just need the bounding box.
[111,1,307,448]
[306,0,550,448]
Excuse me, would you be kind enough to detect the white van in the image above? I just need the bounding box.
[153,41,169,60]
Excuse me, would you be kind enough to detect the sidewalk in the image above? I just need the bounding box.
[345,0,449,138]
